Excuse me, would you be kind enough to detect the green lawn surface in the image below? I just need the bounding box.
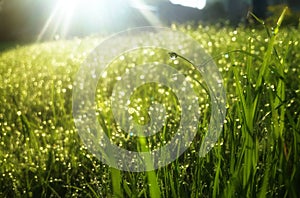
[0,20,300,197]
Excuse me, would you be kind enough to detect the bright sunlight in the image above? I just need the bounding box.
[37,0,206,41]
[37,0,129,41]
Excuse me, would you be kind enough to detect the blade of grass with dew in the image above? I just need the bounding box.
[212,142,222,198]
[110,167,122,197]
[138,136,161,198]
[257,7,288,197]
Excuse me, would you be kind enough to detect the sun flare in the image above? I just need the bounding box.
[37,0,118,41]
[37,0,161,41]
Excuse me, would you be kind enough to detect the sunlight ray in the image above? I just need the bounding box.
[36,4,60,42]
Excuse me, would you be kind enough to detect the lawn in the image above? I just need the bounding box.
[0,15,300,197]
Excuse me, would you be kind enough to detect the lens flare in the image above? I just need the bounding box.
[37,0,162,41]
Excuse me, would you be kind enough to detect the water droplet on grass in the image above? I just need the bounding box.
[169,52,178,60]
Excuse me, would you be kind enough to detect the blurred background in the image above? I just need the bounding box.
[0,0,299,41]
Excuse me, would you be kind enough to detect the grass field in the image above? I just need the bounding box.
[1,13,300,197]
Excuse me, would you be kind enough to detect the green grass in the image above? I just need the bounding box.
[1,15,300,197]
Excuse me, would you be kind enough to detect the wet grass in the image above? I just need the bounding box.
[1,15,300,198]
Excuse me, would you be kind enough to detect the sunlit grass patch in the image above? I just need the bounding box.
[0,21,300,197]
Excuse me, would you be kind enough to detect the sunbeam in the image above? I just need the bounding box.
[36,0,162,41]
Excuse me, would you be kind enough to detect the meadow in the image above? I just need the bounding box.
[0,12,300,197]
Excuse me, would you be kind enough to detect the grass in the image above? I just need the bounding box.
[1,13,300,197]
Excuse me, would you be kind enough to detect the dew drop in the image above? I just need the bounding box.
[169,52,178,60]
[128,107,135,114]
